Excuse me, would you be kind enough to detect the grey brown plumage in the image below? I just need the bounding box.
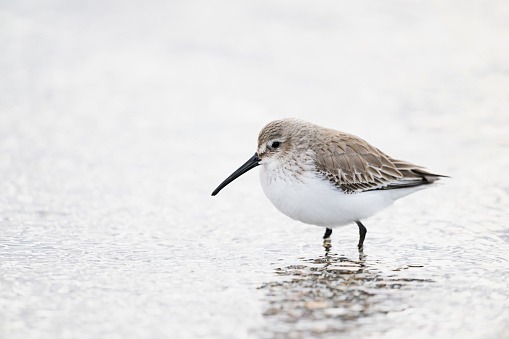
[259,119,445,194]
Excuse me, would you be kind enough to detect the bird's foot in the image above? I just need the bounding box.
[358,251,367,261]
[323,237,332,249]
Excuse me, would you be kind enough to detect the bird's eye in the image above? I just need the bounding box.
[271,141,280,149]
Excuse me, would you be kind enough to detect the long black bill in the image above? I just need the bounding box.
[211,153,261,196]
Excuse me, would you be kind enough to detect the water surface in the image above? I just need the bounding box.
[1,1,509,338]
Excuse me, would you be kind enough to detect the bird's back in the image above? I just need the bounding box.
[306,124,445,194]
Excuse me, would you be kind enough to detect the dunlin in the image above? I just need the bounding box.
[212,118,445,250]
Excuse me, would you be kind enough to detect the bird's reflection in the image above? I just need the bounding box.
[258,251,433,337]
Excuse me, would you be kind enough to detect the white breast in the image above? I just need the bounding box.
[258,158,421,227]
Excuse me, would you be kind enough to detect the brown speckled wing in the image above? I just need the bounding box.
[312,131,442,193]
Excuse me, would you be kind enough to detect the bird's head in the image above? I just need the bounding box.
[211,118,309,196]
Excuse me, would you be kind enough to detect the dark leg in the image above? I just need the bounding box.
[355,221,367,250]
[323,228,332,239]
[322,228,332,250]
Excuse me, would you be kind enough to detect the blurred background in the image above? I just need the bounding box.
[1,1,508,338]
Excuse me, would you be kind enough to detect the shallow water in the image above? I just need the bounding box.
[1,1,509,338]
